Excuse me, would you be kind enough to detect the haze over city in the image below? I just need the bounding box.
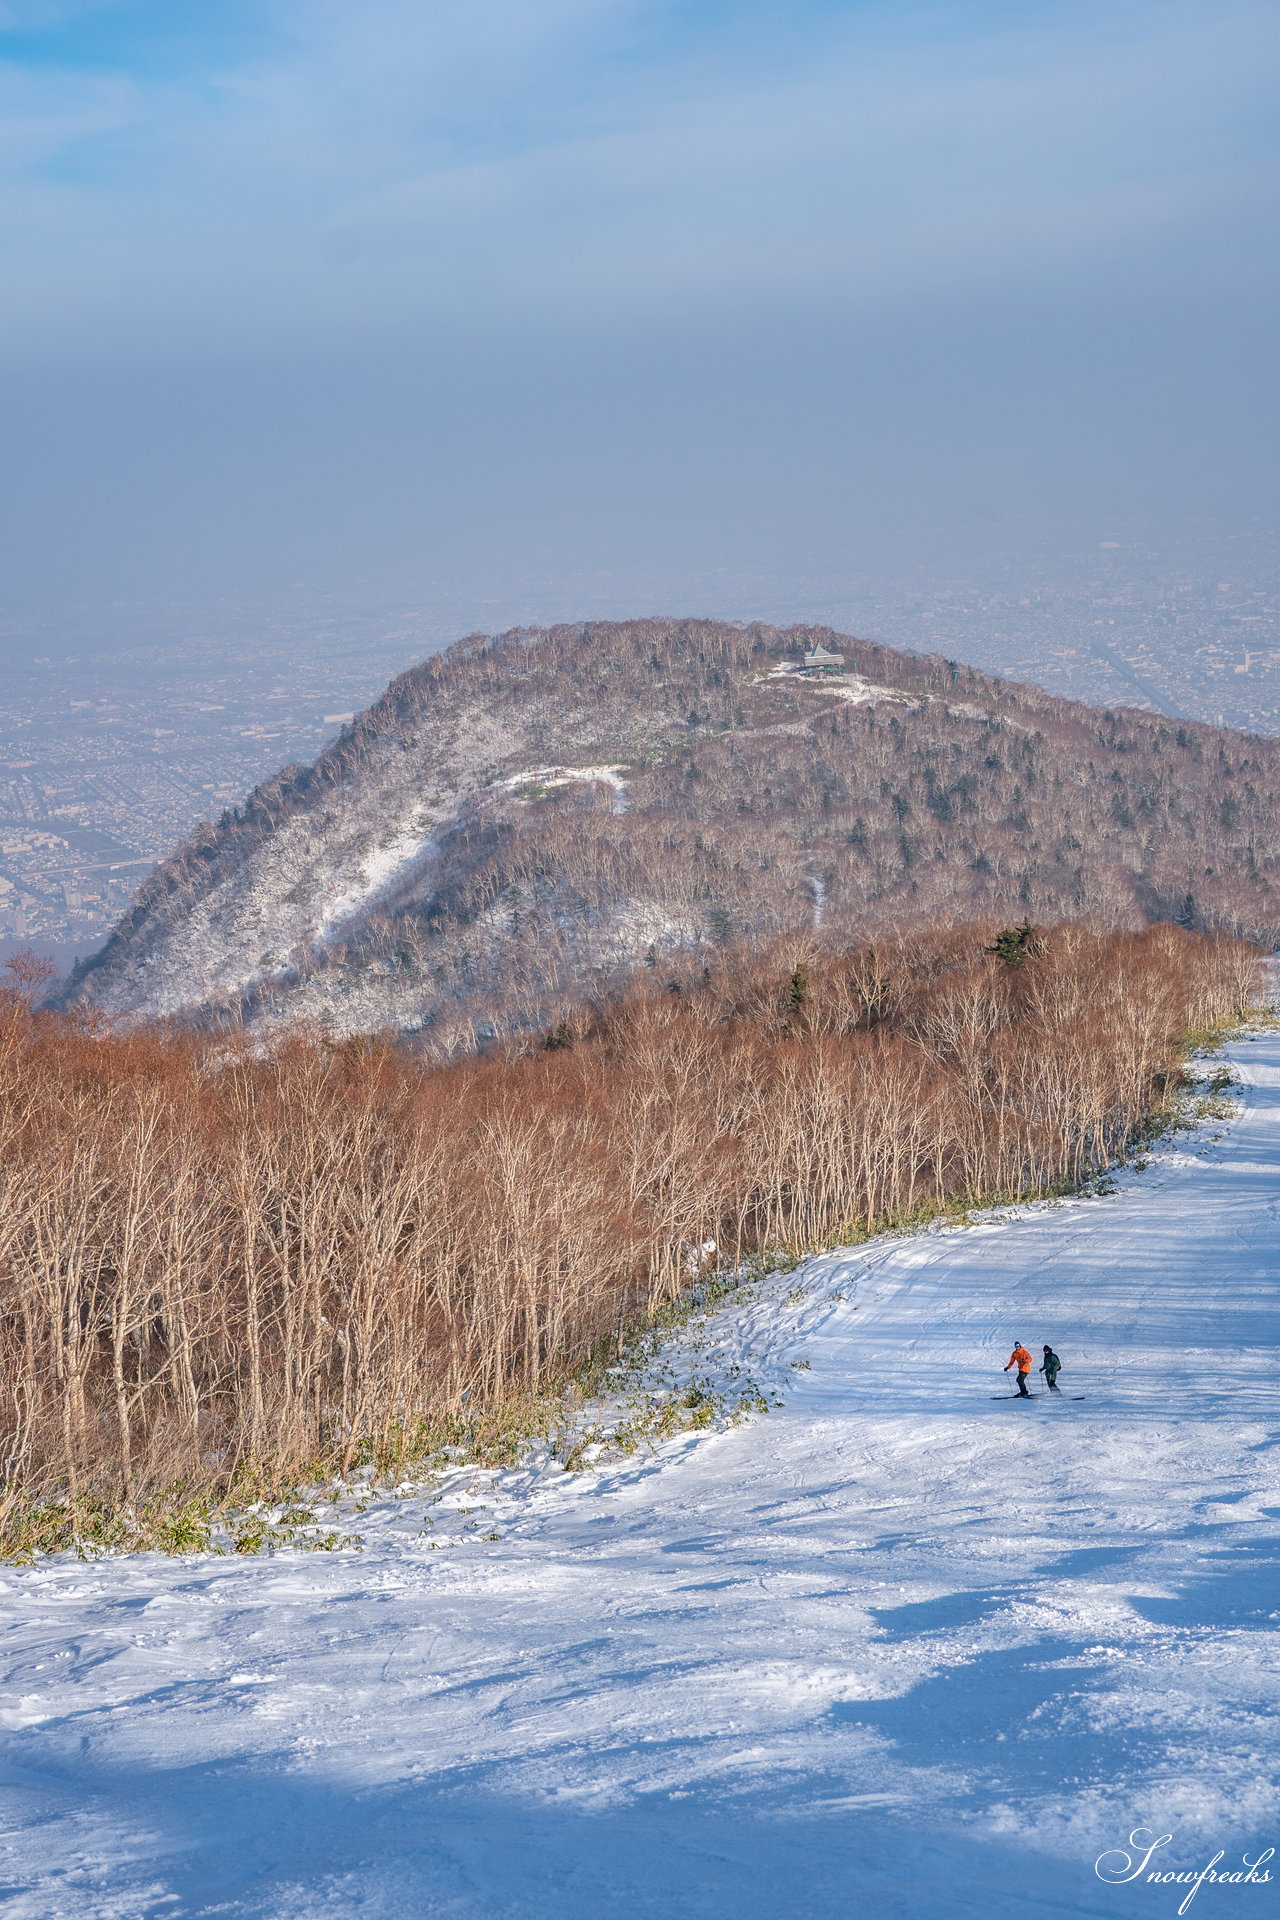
[0,0,1276,956]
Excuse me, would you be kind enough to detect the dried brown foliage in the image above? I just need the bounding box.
[1,922,1259,1533]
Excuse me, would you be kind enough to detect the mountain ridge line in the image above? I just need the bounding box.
[54,617,1280,1044]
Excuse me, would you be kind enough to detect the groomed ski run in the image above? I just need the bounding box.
[2,1030,1279,1917]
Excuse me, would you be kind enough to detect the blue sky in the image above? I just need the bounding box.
[0,1,1275,613]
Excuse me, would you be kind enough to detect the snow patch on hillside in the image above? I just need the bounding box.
[764,662,922,710]
[313,815,437,942]
[501,764,630,812]
[814,674,922,709]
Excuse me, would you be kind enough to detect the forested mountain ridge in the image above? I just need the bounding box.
[57,618,1280,1042]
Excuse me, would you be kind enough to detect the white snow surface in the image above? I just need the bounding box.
[3,1035,1280,1917]
[312,816,438,944]
[502,765,630,812]
[763,664,921,709]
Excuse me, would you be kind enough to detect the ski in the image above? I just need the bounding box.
[990,1392,1085,1401]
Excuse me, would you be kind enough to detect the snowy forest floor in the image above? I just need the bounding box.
[2,1034,1280,1918]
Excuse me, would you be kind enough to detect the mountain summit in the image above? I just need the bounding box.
[59,619,1280,1042]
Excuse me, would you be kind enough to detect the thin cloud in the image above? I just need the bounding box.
[0,1,1273,615]
[0,0,1273,357]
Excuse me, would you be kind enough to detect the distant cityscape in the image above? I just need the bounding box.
[0,600,425,967]
[2,528,1276,966]
[834,527,1280,729]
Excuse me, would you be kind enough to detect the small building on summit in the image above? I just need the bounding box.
[801,645,845,673]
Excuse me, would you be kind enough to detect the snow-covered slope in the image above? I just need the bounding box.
[4,1036,1278,1918]
[65,689,528,1022]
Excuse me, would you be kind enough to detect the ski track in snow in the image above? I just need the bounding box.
[3,1039,1280,1917]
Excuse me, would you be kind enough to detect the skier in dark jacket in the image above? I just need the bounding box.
[1040,1346,1062,1392]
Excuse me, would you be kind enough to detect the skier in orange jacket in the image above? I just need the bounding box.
[1004,1343,1034,1397]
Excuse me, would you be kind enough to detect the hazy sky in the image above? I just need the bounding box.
[0,0,1275,623]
